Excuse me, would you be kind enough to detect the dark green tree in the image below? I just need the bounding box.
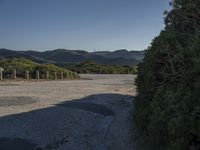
[134,0,200,150]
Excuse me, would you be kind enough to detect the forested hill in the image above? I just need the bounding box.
[0,49,144,66]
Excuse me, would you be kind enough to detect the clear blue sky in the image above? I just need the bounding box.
[0,0,170,51]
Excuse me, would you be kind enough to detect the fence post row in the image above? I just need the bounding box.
[0,69,74,80]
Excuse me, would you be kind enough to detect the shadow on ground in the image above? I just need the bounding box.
[0,93,134,150]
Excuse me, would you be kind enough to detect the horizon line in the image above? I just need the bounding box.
[0,48,145,52]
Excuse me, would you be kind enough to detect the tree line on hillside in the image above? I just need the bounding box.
[0,57,80,79]
[69,61,138,74]
[134,0,200,150]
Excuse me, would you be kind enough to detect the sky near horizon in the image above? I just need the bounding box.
[0,0,170,51]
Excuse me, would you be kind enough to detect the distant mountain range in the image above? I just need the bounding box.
[0,48,145,66]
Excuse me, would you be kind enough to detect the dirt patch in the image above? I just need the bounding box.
[0,96,38,107]
[0,84,19,86]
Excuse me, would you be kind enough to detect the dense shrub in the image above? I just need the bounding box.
[134,1,200,150]
[70,61,138,74]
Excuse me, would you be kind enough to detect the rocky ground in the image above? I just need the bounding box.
[0,74,137,150]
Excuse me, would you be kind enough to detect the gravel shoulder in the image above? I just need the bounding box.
[0,74,137,150]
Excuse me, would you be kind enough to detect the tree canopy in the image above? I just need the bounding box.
[134,0,200,149]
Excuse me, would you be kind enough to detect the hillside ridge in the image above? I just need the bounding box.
[0,48,144,66]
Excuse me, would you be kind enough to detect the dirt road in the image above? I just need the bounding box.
[0,74,136,150]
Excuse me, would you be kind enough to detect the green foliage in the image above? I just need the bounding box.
[0,58,80,79]
[134,1,200,150]
[70,61,138,74]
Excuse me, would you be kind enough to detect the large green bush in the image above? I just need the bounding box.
[134,1,200,150]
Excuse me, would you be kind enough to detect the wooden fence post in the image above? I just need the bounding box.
[46,71,49,80]
[13,69,17,79]
[54,72,57,80]
[36,71,40,80]
[25,70,29,79]
[0,71,2,80]
[60,72,63,80]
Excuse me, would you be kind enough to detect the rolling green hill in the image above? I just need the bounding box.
[0,58,79,79]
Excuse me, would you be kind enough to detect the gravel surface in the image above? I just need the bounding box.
[0,74,136,150]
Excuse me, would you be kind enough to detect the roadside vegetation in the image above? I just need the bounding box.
[69,61,138,74]
[134,0,200,150]
[0,57,80,79]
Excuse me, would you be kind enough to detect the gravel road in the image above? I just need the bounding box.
[0,74,136,150]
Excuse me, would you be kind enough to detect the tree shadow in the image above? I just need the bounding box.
[0,93,134,150]
[57,102,115,116]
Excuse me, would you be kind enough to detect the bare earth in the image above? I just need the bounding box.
[0,74,136,150]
